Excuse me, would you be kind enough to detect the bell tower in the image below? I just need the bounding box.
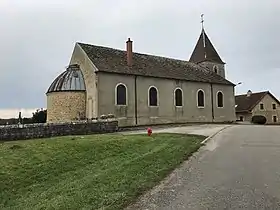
[189,14,226,78]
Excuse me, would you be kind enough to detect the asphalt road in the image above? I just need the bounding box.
[126,125,280,210]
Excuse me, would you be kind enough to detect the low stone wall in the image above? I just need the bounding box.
[0,120,118,141]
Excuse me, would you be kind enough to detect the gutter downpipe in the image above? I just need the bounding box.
[210,83,214,122]
[134,75,138,125]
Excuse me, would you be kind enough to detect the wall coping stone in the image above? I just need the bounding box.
[0,120,118,142]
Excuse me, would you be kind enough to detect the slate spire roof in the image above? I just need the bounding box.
[78,42,234,86]
[189,29,225,64]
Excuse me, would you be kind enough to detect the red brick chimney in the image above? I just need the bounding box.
[126,38,133,67]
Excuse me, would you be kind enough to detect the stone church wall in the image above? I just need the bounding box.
[97,72,236,127]
[47,91,86,122]
[69,43,98,119]
[0,120,118,141]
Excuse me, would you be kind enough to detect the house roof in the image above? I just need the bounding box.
[189,29,225,64]
[235,91,280,112]
[78,42,234,86]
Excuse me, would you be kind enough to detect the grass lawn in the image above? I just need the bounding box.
[0,133,205,210]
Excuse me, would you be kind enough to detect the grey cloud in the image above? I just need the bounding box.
[0,0,279,109]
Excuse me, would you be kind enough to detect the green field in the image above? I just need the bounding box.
[0,133,205,210]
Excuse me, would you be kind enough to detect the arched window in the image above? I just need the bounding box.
[197,90,205,107]
[175,88,183,106]
[149,86,158,106]
[213,66,218,74]
[116,84,127,105]
[217,91,223,108]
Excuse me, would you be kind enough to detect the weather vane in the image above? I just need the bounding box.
[201,14,204,30]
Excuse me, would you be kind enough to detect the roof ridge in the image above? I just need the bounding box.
[78,42,193,64]
[235,91,269,97]
[78,42,232,77]
[78,41,234,86]
[78,42,229,76]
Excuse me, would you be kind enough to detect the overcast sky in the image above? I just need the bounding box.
[0,0,279,116]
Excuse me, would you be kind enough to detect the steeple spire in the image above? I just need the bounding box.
[201,14,206,57]
[189,15,225,64]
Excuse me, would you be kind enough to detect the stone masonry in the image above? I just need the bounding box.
[0,120,118,141]
[69,44,98,119]
[47,91,86,122]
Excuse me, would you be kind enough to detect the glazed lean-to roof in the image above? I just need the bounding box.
[47,64,86,93]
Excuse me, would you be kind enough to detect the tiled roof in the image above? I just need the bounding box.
[235,91,268,112]
[78,42,234,85]
[189,29,225,64]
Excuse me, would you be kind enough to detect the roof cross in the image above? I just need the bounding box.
[201,14,204,30]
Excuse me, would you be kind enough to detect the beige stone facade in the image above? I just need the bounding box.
[46,43,236,126]
[46,29,237,126]
[69,44,98,119]
[97,72,236,127]
[236,113,251,122]
[236,94,280,124]
[47,91,86,122]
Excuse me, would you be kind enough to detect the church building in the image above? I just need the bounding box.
[46,27,236,126]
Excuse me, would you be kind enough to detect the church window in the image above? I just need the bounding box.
[115,83,127,105]
[213,66,218,73]
[149,86,158,106]
[217,91,224,108]
[174,88,183,106]
[197,89,205,107]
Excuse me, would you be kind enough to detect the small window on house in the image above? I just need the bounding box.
[197,90,205,107]
[260,103,264,110]
[175,88,183,106]
[273,115,277,123]
[217,91,224,108]
[116,84,127,105]
[149,87,158,106]
[272,103,277,110]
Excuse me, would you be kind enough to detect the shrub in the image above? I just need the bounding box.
[251,115,267,124]
[32,109,47,123]
[100,115,107,120]
[107,114,115,119]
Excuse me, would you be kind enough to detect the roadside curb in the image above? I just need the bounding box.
[201,125,233,145]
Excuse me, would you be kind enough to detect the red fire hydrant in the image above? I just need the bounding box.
[147,127,152,136]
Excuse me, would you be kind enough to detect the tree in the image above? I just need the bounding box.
[22,117,34,124]
[32,109,47,123]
